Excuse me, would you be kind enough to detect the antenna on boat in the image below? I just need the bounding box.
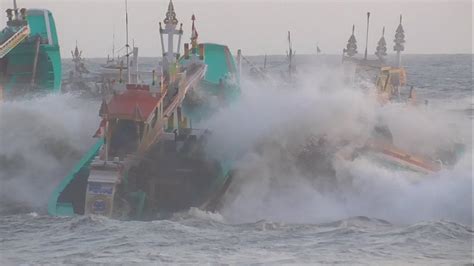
[112,26,115,61]
[125,0,131,83]
[364,12,370,60]
[287,31,293,79]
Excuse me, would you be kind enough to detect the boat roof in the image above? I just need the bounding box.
[106,84,164,121]
[26,9,53,16]
[202,43,237,84]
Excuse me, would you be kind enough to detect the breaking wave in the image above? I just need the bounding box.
[202,66,472,225]
[0,56,471,264]
[0,93,100,214]
[0,60,471,228]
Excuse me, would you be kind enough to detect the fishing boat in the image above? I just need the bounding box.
[338,14,455,174]
[101,45,139,84]
[62,43,104,96]
[97,27,141,85]
[363,139,442,175]
[0,0,61,100]
[62,41,136,97]
[48,0,239,220]
[359,124,443,175]
[239,31,296,83]
[342,13,407,103]
[322,125,443,177]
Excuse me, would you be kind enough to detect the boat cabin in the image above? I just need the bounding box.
[375,66,406,102]
[98,84,166,160]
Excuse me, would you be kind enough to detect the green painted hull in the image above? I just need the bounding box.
[0,9,61,98]
[48,43,240,219]
[48,139,104,216]
[181,43,240,184]
[182,43,240,122]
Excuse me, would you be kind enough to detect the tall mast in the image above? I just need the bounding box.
[13,0,18,19]
[345,25,358,58]
[159,0,181,79]
[394,15,405,67]
[112,26,115,60]
[287,31,293,79]
[125,0,130,83]
[191,14,198,50]
[364,12,370,60]
[375,26,387,61]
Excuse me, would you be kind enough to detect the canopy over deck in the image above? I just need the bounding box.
[104,84,164,121]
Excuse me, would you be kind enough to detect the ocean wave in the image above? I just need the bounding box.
[0,93,99,214]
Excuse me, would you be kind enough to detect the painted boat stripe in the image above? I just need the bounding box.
[380,149,440,172]
[374,152,434,174]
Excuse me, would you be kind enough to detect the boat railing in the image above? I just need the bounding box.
[163,65,206,117]
[0,25,30,58]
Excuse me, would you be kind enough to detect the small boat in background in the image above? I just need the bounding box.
[62,42,104,96]
[237,31,297,84]
[342,13,408,104]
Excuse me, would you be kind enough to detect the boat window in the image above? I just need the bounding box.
[109,120,140,158]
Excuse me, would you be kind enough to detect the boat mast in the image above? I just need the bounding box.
[344,25,358,60]
[112,27,115,61]
[394,15,405,67]
[159,0,182,82]
[13,0,18,19]
[125,0,131,83]
[364,12,370,60]
[287,31,293,79]
[236,49,242,78]
[375,26,387,62]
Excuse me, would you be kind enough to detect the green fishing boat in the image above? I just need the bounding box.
[0,0,61,100]
[48,1,239,220]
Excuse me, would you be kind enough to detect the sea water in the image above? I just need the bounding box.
[0,54,472,264]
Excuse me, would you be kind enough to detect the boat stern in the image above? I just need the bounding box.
[84,161,122,216]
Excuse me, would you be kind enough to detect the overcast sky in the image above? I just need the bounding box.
[1,0,472,57]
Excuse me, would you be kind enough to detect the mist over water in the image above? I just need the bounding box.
[0,56,472,264]
[0,59,471,226]
[0,94,99,214]
[202,64,472,225]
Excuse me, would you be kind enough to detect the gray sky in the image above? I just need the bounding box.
[1,0,472,57]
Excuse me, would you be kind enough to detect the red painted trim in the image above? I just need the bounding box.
[368,140,441,172]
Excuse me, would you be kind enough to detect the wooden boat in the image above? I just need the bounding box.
[48,1,239,220]
[342,13,408,104]
[364,139,442,174]
[0,0,61,100]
